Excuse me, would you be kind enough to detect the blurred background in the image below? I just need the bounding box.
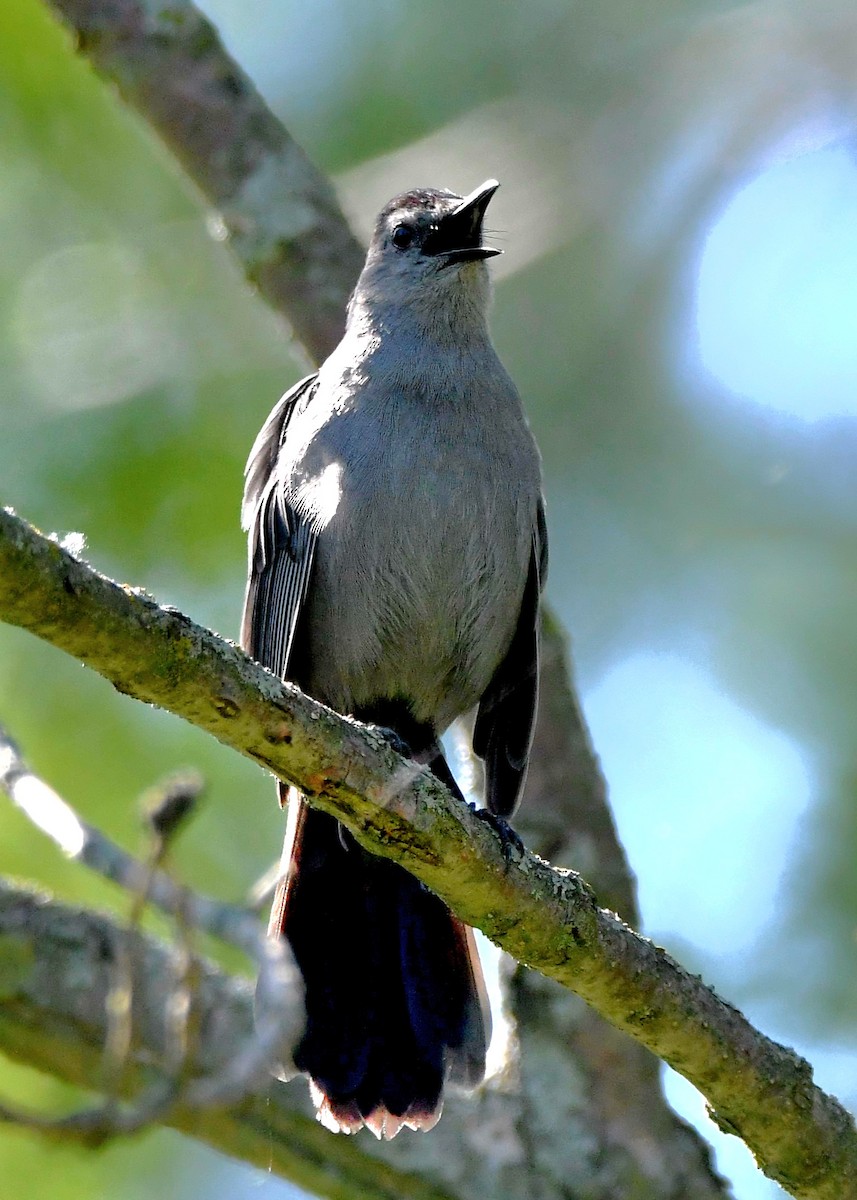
[2,0,857,1196]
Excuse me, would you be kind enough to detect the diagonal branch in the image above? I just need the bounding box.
[42,0,364,365]
[1,506,856,1200]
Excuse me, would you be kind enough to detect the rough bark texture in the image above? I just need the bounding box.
[3,506,857,1200]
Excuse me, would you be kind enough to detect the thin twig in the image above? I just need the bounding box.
[0,720,302,1116]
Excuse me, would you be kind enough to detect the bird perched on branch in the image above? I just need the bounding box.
[241,179,547,1138]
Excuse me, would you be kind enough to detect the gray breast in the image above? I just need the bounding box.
[283,364,541,731]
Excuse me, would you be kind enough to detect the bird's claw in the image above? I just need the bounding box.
[364,723,412,759]
[471,806,525,865]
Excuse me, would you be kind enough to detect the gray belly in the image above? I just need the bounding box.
[297,450,534,731]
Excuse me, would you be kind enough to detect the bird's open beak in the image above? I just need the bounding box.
[422,179,502,266]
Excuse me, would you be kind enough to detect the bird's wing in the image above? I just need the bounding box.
[472,499,548,818]
[240,373,319,677]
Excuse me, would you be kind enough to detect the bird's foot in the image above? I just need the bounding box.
[363,723,413,759]
[471,806,525,865]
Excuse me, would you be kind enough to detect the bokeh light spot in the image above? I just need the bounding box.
[695,145,857,422]
[584,652,811,955]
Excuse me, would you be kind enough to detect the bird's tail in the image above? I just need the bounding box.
[268,757,490,1138]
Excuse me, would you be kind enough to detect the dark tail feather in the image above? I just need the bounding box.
[268,756,490,1138]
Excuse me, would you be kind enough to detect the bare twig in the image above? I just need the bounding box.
[1,722,249,946]
[0,721,303,1113]
[0,747,194,1141]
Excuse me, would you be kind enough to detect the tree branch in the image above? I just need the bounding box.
[0,880,457,1200]
[42,0,365,366]
[1,507,855,1199]
[0,723,302,1108]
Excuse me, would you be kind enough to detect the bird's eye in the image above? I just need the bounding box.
[391,224,415,250]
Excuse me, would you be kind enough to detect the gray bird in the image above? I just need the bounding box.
[241,179,547,1139]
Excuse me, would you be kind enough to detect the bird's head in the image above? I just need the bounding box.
[350,180,501,328]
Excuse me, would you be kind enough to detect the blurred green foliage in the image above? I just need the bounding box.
[2,0,857,1197]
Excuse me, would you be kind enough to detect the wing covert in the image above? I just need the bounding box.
[240,374,319,678]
